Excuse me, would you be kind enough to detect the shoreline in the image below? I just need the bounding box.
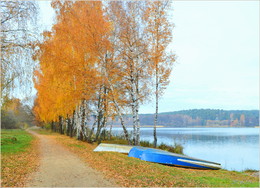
[31,129,259,187]
[110,125,259,128]
[54,132,259,187]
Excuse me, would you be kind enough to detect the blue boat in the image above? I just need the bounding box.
[128,147,221,170]
[128,146,147,159]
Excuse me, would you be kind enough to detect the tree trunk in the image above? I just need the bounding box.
[107,79,131,145]
[83,100,88,140]
[112,96,131,145]
[88,117,97,143]
[109,121,113,140]
[130,76,140,146]
[135,100,141,145]
[131,103,136,145]
[80,100,86,141]
[51,120,54,132]
[154,69,159,148]
[70,110,75,137]
[130,81,138,145]
[95,115,102,142]
[95,91,103,142]
[97,115,107,144]
[53,121,57,132]
[66,114,70,136]
[59,116,63,134]
[119,113,131,145]
[75,105,82,140]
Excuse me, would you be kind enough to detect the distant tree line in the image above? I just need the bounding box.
[1,98,34,129]
[111,109,259,127]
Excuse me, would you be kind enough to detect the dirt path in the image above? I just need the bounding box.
[27,130,116,187]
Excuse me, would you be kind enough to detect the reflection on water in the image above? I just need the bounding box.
[112,127,259,171]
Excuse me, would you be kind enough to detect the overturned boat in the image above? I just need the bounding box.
[94,144,221,170]
[129,147,221,170]
[93,143,133,154]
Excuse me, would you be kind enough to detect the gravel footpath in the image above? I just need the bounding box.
[27,130,116,187]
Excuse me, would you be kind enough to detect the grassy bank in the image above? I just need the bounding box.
[1,129,39,187]
[36,130,259,187]
[103,135,184,154]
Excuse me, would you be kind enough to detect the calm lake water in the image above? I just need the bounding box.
[111,127,259,171]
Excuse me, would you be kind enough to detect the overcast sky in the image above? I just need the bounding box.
[38,1,259,114]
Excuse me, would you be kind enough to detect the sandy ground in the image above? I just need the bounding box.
[26,130,116,187]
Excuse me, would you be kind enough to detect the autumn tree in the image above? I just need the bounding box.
[33,1,112,141]
[33,1,175,146]
[108,1,153,145]
[145,1,175,147]
[0,1,38,105]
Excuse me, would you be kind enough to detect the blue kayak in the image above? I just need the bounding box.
[128,146,221,170]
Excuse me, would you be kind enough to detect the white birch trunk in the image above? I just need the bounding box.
[75,105,82,139]
[135,101,140,145]
[154,73,159,147]
[108,80,131,144]
[129,69,139,145]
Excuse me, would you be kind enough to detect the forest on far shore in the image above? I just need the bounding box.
[111,109,259,127]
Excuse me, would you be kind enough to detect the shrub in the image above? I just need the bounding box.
[140,140,153,147]
[1,110,19,129]
[44,123,51,130]
[172,143,184,154]
[158,142,184,154]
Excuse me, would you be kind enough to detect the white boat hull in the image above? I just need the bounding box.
[94,143,133,154]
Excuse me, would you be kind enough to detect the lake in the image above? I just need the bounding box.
[111,127,259,171]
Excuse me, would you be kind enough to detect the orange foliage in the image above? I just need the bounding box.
[33,1,175,143]
[145,1,175,95]
[33,1,111,122]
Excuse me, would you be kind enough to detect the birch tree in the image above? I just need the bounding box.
[33,1,175,146]
[33,1,111,139]
[108,1,151,145]
[1,1,39,104]
[145,1,175,147]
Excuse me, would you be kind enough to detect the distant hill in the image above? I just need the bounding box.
[112,109,259,127]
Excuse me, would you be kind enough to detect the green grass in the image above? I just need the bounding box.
[68,144,86,148]
[1,129,33,154]
[1,129,39,187]
[102,138,129,145]
[192,175,259,187]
